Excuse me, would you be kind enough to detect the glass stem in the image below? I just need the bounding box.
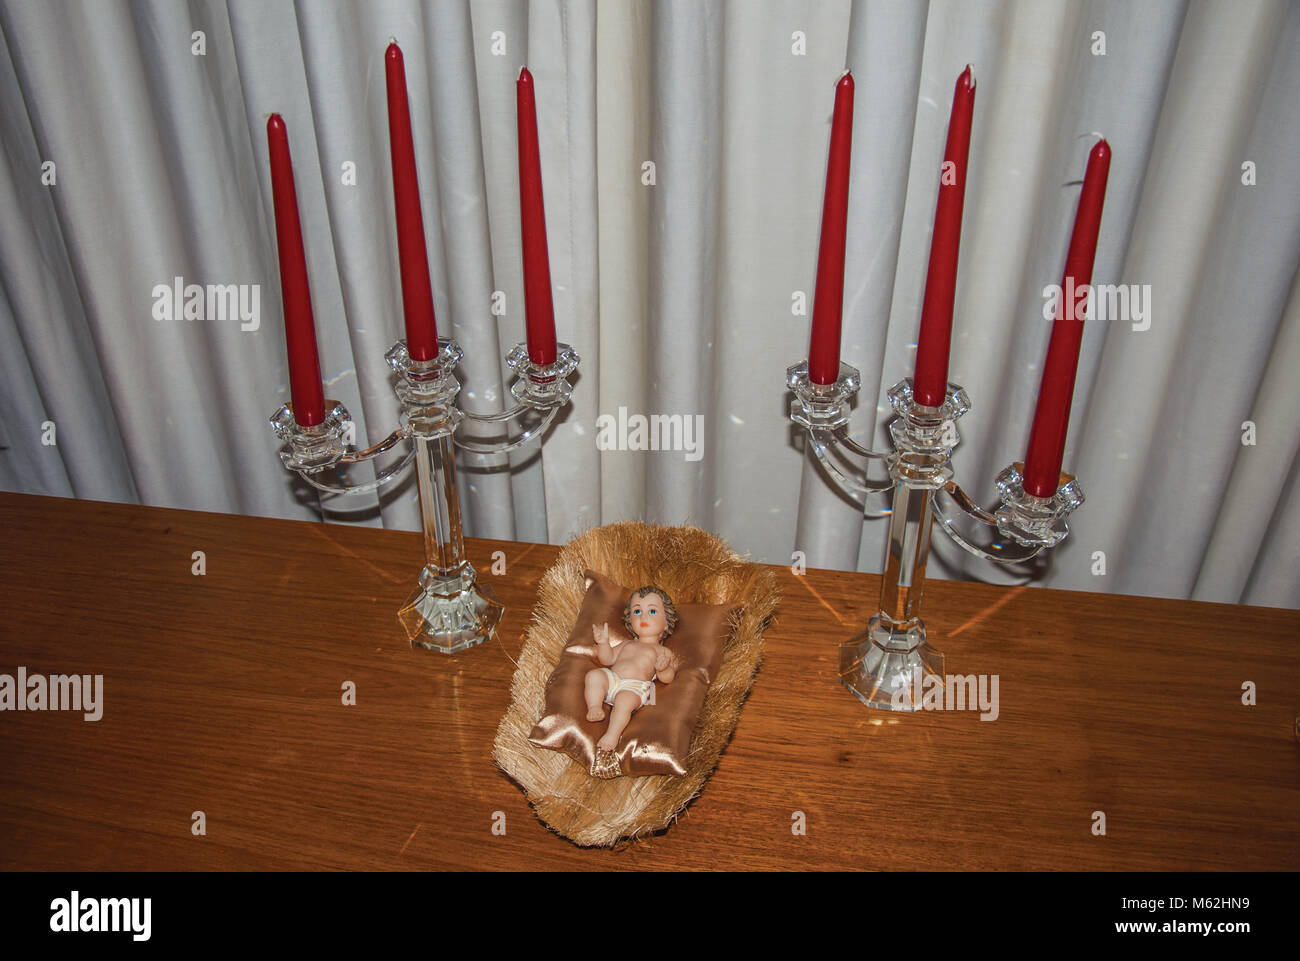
[412,428,467,580]
[876,480,935,632]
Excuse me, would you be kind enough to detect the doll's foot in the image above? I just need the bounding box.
[596,733,618,751]
[586,705,607,722]
[590,748,621,779]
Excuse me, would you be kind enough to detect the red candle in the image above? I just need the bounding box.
[1023,139,1111,498]
[266,114,325,427]
[516,67,558,366]
[385,42,439,362]
[913,66,976,407]
[808,71,855,385]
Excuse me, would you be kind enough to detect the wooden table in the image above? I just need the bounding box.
[0,492,1296,871]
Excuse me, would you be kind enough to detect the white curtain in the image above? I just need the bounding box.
[1,0,1296,609]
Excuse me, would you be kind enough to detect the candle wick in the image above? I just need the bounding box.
[388,36,397,45]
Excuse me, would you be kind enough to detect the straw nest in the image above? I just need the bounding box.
[493,521,779,847]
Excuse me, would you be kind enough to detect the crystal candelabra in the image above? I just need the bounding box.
[270,337,579,653]
[787,362,1083,711]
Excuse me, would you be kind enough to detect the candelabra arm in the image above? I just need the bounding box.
[295,447,417,496]
[269,402,416,497]
[456,405,561,455]
[938,477,997,524]
[340,427,407,463]
[807,429,894,519]
[835,433,893,462]
[932,483,1046,563]
[451,342,579,456]
[931,463,1084,562]
[806,427,896,501]
[787,360,893,515]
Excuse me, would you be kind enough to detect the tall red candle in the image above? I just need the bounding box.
[385,42,439,362]
[516,67,558,366]
[1023,139,1111,498]
[266,114,325,427]
[913,66,976,407]
[808,71,855,385]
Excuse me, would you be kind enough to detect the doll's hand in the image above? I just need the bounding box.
[592,623,618,665]
[655,648,680,682]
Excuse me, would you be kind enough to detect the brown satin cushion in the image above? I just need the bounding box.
[527,570,738,777]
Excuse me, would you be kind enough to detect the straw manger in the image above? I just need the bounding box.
[493,522,780,846]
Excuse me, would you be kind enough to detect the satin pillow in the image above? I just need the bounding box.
[527,570,738,777]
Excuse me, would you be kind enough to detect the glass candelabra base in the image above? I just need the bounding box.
[397,563,504,654]
[838,614,945,712]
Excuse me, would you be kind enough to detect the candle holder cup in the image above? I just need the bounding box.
[787,361,1082,711]
[271,337,578,653]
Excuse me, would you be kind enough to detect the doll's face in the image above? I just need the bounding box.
[629,593,668,642]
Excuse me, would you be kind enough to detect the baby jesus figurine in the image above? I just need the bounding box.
[585,585,681,752]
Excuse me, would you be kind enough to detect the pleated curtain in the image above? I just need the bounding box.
[0,0,1296,609]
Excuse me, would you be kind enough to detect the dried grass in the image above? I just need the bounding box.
[492,521,779,846]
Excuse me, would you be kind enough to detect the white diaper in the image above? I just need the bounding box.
[600,667,656,708]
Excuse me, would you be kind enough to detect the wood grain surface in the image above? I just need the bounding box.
[0,492,1296,870]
